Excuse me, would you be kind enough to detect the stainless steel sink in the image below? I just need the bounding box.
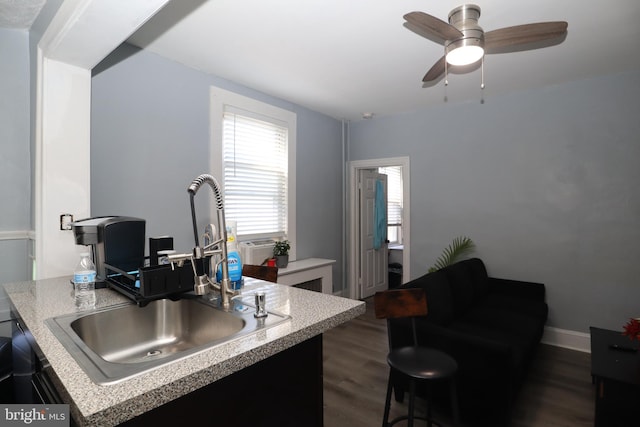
[46,296,290,385]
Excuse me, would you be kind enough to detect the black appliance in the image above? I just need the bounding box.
[72,216,146,286]
[73,216,196,305]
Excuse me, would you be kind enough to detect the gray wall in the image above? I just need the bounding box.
[349,70,640,333]
[90,43,345,290]
[0,28,31,285]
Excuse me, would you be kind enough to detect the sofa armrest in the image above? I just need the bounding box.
[488,277,545,301]
[390,320,511,362]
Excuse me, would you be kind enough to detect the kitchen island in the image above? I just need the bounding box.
[4,276,365,426]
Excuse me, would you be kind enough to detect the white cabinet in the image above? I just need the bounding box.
[277,258,335,294]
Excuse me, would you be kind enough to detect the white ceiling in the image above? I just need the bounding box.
[126,0,640,120]
[0,0,45,28]
[5,0,640,121]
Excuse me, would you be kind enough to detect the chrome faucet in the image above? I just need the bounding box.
[167,174,237,308]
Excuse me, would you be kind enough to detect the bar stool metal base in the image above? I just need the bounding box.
[382,347,460,427]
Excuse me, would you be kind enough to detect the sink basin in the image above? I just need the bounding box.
[71,298,245,364]
[46,296,290,384]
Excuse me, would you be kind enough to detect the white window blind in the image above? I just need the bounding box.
[223,109,288,239]
[379,166,403,226]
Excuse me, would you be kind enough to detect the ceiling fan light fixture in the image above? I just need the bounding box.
[444,4,484,66]
[404,4,568,83]
[445,38,484,66]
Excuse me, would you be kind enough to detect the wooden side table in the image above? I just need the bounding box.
[590,327,640,427]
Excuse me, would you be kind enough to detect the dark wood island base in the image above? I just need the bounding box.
[120,335,323,427]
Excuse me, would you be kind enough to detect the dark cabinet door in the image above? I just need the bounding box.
[121,334,324,427]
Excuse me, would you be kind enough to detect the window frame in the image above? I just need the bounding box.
[210,86,296,261]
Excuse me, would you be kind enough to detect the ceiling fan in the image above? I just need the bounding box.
[404,4,568,83]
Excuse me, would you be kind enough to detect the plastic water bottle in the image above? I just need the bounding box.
[74,252,96,310]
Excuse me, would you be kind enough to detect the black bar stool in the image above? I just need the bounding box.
[374,288,460,427]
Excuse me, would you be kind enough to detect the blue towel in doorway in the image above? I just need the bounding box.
[374,179,387,250]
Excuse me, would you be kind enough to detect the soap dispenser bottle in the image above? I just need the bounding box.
[218,221,243,289]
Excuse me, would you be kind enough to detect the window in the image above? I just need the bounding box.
[379,166,403,244]
[210,87,296,258]
[222,110,288,237]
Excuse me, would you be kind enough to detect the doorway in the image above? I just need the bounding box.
[348,157,410,300]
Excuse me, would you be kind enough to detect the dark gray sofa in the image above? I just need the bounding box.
[389,258,548,426]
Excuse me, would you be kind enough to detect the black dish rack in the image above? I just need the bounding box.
[105,260,201,306]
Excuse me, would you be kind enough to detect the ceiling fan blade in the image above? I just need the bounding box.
[423,56,446,82]
[485,22,568,52]
[404,11,463,41]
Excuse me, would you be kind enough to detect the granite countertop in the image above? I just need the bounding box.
[4,276,365,426]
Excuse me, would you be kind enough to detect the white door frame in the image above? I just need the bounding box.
[348,157,410,300]
[34,0,171,279]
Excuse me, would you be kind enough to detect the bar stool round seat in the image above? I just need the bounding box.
[386,347,459,427]
[388,347,458,381]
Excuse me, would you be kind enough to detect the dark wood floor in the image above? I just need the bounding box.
[323,298,595,427]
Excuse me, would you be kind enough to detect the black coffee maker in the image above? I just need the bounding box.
[72,216,146,286]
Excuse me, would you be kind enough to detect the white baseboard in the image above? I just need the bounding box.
[542,326,591,353]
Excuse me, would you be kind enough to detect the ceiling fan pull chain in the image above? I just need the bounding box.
[481,56,485,90]
[445,60,449,86]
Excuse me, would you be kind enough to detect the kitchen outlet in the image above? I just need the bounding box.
[60,213,73,230]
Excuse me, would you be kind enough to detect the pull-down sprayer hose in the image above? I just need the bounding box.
[184,173,233,303]
[187,174,225,248]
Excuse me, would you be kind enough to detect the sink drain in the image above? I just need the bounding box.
[146,350,162,357]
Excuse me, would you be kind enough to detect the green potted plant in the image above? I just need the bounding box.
[273,240,291,268]
[428,236,475,273]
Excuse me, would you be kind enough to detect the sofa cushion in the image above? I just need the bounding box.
[403,270,454,326]
[448,317,533,378]
[478,293,549,322]
[459,299,547,378]
[463,305,545,346]
[465,258,490,297]
[442,262,476,316]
